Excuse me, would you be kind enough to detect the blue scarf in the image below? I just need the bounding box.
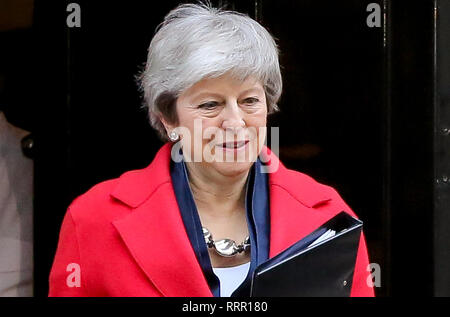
[170,151,270,297]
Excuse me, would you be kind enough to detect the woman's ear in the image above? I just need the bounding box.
[159,116,174,135]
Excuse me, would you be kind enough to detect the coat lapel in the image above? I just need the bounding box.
[260,146,335,258]
[111,143,212,297]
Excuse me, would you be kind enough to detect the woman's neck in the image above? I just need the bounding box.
[184,161,249,221]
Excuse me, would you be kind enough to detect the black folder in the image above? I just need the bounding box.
[250,212,363,297]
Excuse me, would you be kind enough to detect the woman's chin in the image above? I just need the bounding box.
[210,160,254,178]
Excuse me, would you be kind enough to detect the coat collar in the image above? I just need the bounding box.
[111,142,331,209]
[111,142,333,297]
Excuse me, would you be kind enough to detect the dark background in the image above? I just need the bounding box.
[0,0,449,297]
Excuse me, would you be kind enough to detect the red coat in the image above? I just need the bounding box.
[49,142,375,297]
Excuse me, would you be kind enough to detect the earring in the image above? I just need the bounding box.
[168,130,179,142]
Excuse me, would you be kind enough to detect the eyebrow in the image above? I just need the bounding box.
[240,87,264,95]
[190,87,264,102]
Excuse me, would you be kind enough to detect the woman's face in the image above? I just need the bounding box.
[173,73,267,178]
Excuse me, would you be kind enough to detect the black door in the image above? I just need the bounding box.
[26,0,449,297]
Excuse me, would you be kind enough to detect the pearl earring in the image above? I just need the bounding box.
[168,130,179,142]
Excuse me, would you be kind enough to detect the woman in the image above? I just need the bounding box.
[49,3,374,297]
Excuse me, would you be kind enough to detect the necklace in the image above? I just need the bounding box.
[202,227,250,257]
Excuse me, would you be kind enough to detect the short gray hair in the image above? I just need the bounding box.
[138,2,282,141]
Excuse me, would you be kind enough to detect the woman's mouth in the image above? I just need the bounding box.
[216,140,250,152]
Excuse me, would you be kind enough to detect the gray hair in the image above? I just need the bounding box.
[138,2,282,141]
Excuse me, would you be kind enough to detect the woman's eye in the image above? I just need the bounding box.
[198,102,218,109]
[243,97,259,104]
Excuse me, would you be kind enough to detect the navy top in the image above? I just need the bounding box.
[170,151,270,297]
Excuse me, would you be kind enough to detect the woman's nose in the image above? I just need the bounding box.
[221,101,246,131]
